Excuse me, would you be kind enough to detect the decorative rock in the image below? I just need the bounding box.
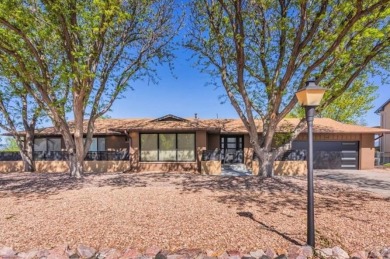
[145,246,161,257]
[332,246,349,259]
[120,248,141,259]
[265,248,276,259]
[350,250,368,259]
[217,251,229,259]
[76,244,97,259]
[36,249,50,258]
[176,248,203,258]
[17,249,38,259]
[166,254,189,259]
[242,255,256,259]
[69,253,81,259]
[97,248,122,259]
[368,249,383,259]
[318,248,333,258]
[301,246,313,257]
[381,248,390,259]
[0,247,16,257]
[275,255,288,259]
[250,250,265,259]
[225,250,241,259]
[259,255,272,259]
[48,244,69,259]
[287,245,301,259]
[155,251,169,259]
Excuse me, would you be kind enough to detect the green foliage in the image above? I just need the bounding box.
[186,0,390,154]
[1,137,19,151]
[384,163,390,168]
[0,0,179,175]
[290,80,378,125]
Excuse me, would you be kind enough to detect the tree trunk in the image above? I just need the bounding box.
[61,129,83,178]
[21,130,35,172]
[70,95,86,179]
[21,153,35,172]
[68,152,83,178]
[258,151,275,177]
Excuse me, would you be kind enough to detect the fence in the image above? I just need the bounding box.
[0,151,129,161]
[375,152,390,165]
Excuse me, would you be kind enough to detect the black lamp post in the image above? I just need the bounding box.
[295,80,326,247]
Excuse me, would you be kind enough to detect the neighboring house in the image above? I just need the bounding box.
[1,114,389,174]
[375,98,390,163]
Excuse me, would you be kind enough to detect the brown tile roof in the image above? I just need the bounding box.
[29,116,390,136]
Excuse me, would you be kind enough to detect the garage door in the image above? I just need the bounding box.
[291,141,359,170]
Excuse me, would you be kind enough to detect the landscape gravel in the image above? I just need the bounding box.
[0,172,389,254]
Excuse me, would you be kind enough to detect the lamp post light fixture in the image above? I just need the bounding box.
[295,80,326,247]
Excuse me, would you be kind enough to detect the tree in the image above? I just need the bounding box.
[289,80,378,125]
[0,0,179,178]
[0,75,43,172]
[186,0,390,176]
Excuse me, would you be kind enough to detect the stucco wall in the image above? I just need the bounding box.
[207,134,220,150]
[201,161,221,175]
[139,162,197,173]
[0,161,130,173]
[252,160,307,176]
[360,134,375,169]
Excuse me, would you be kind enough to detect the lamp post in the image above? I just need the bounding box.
[295,80,326,247]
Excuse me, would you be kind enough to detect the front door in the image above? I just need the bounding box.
[220,135,244,164]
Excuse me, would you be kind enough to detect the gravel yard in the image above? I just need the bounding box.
[0,172,389,254]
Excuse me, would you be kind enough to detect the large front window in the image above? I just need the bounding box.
[87,137,106,151]
[140,133,195,162]
[34,138,61,151]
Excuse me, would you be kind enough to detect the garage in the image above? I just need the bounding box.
[291,141,359,170]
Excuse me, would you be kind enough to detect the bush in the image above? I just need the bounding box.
[384,163,390,168]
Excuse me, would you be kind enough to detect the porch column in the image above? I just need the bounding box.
[129,132,140,172]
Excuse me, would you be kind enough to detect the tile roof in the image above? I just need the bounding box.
[29,116,390,136]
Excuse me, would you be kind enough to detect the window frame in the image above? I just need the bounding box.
[139,133,196,162]
[84,136,106,152]
[34,137,62,152]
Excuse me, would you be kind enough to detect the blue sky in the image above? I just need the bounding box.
[109,48,388,127]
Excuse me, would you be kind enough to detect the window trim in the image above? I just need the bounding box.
[140,133,196,162]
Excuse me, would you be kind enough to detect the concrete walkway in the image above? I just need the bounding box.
[315,169,390,198]
[221,163,252,176]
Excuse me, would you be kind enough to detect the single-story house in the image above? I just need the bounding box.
[1,114,389,175]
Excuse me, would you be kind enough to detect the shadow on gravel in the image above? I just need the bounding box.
[316,172,390,192]
[237,211,303,246]
[0,172,149,199]
[0,173,385,213]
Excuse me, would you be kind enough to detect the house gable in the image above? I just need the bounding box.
[375,98,390,114]
[150,114,189,122]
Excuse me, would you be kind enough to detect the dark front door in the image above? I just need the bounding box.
[220,135,244,164]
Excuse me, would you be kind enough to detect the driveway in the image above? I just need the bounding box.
[315,169,390,198]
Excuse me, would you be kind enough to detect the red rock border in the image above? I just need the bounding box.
[1,244,389,259]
